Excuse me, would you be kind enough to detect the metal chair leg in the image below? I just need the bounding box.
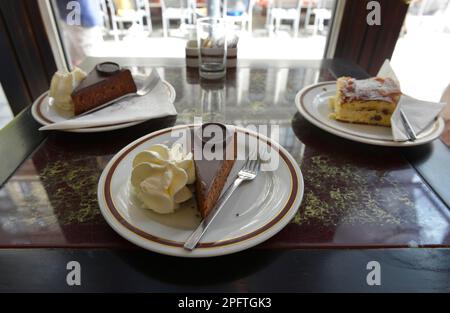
[293,17,299,37]
[162,16,168,37]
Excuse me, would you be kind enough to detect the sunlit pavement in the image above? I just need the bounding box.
[87,32,327,61]
[392,31,450,102]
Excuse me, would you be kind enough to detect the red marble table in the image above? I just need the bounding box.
[0,58,449,292]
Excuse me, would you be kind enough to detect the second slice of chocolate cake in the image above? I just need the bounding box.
[71,62,137,115]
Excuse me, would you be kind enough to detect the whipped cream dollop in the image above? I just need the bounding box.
[131,144,196,214]
[49,67,86,111]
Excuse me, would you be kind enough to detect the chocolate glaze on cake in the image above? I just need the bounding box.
[71,62,137,115]
[96,62,121,75]
[192,123,237,218]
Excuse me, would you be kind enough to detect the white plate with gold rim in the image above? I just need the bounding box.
[295,82,445,147]
[31,79,176,133]
[97,124,304,257]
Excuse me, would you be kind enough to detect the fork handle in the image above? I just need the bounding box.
[400,109,417,141]
[184,177,245,251]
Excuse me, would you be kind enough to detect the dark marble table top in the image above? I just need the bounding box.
[1,58,449,250]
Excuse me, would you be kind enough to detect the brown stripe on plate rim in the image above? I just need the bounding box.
[37,81,174,129]
[36,92,54,124]
[299,82,438,142]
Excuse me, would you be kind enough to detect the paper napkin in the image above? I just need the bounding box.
[391,95,446,141]
[377,60,446,141]
[39,79,177,131]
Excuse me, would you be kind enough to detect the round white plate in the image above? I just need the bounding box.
[97,125,304,257]
[31,80,176,133]
[295,82,445,147]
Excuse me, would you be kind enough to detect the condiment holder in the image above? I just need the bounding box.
[186,38,238,68]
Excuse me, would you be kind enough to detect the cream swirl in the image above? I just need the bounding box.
[131,144,196,214]
[49,67,86,111]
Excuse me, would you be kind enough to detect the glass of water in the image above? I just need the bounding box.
[197,17,227,80]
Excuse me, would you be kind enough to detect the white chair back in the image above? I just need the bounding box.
[161,0,193,10]
[271,0,303,10]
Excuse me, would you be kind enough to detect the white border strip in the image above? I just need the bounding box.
[325,0,346,59]
[37,0,68,71]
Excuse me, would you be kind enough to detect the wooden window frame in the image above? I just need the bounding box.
[333,0,409,76]
[0,0,56,115]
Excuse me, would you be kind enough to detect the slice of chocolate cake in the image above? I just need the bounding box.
[71,62,137,115]
[192,123,237,218]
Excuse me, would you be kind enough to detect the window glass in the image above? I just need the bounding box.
[51,0,337,68]
[391,0,450,101]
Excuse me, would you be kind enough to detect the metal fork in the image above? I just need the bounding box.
[399,109,417,141]
[183,156,261,251]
